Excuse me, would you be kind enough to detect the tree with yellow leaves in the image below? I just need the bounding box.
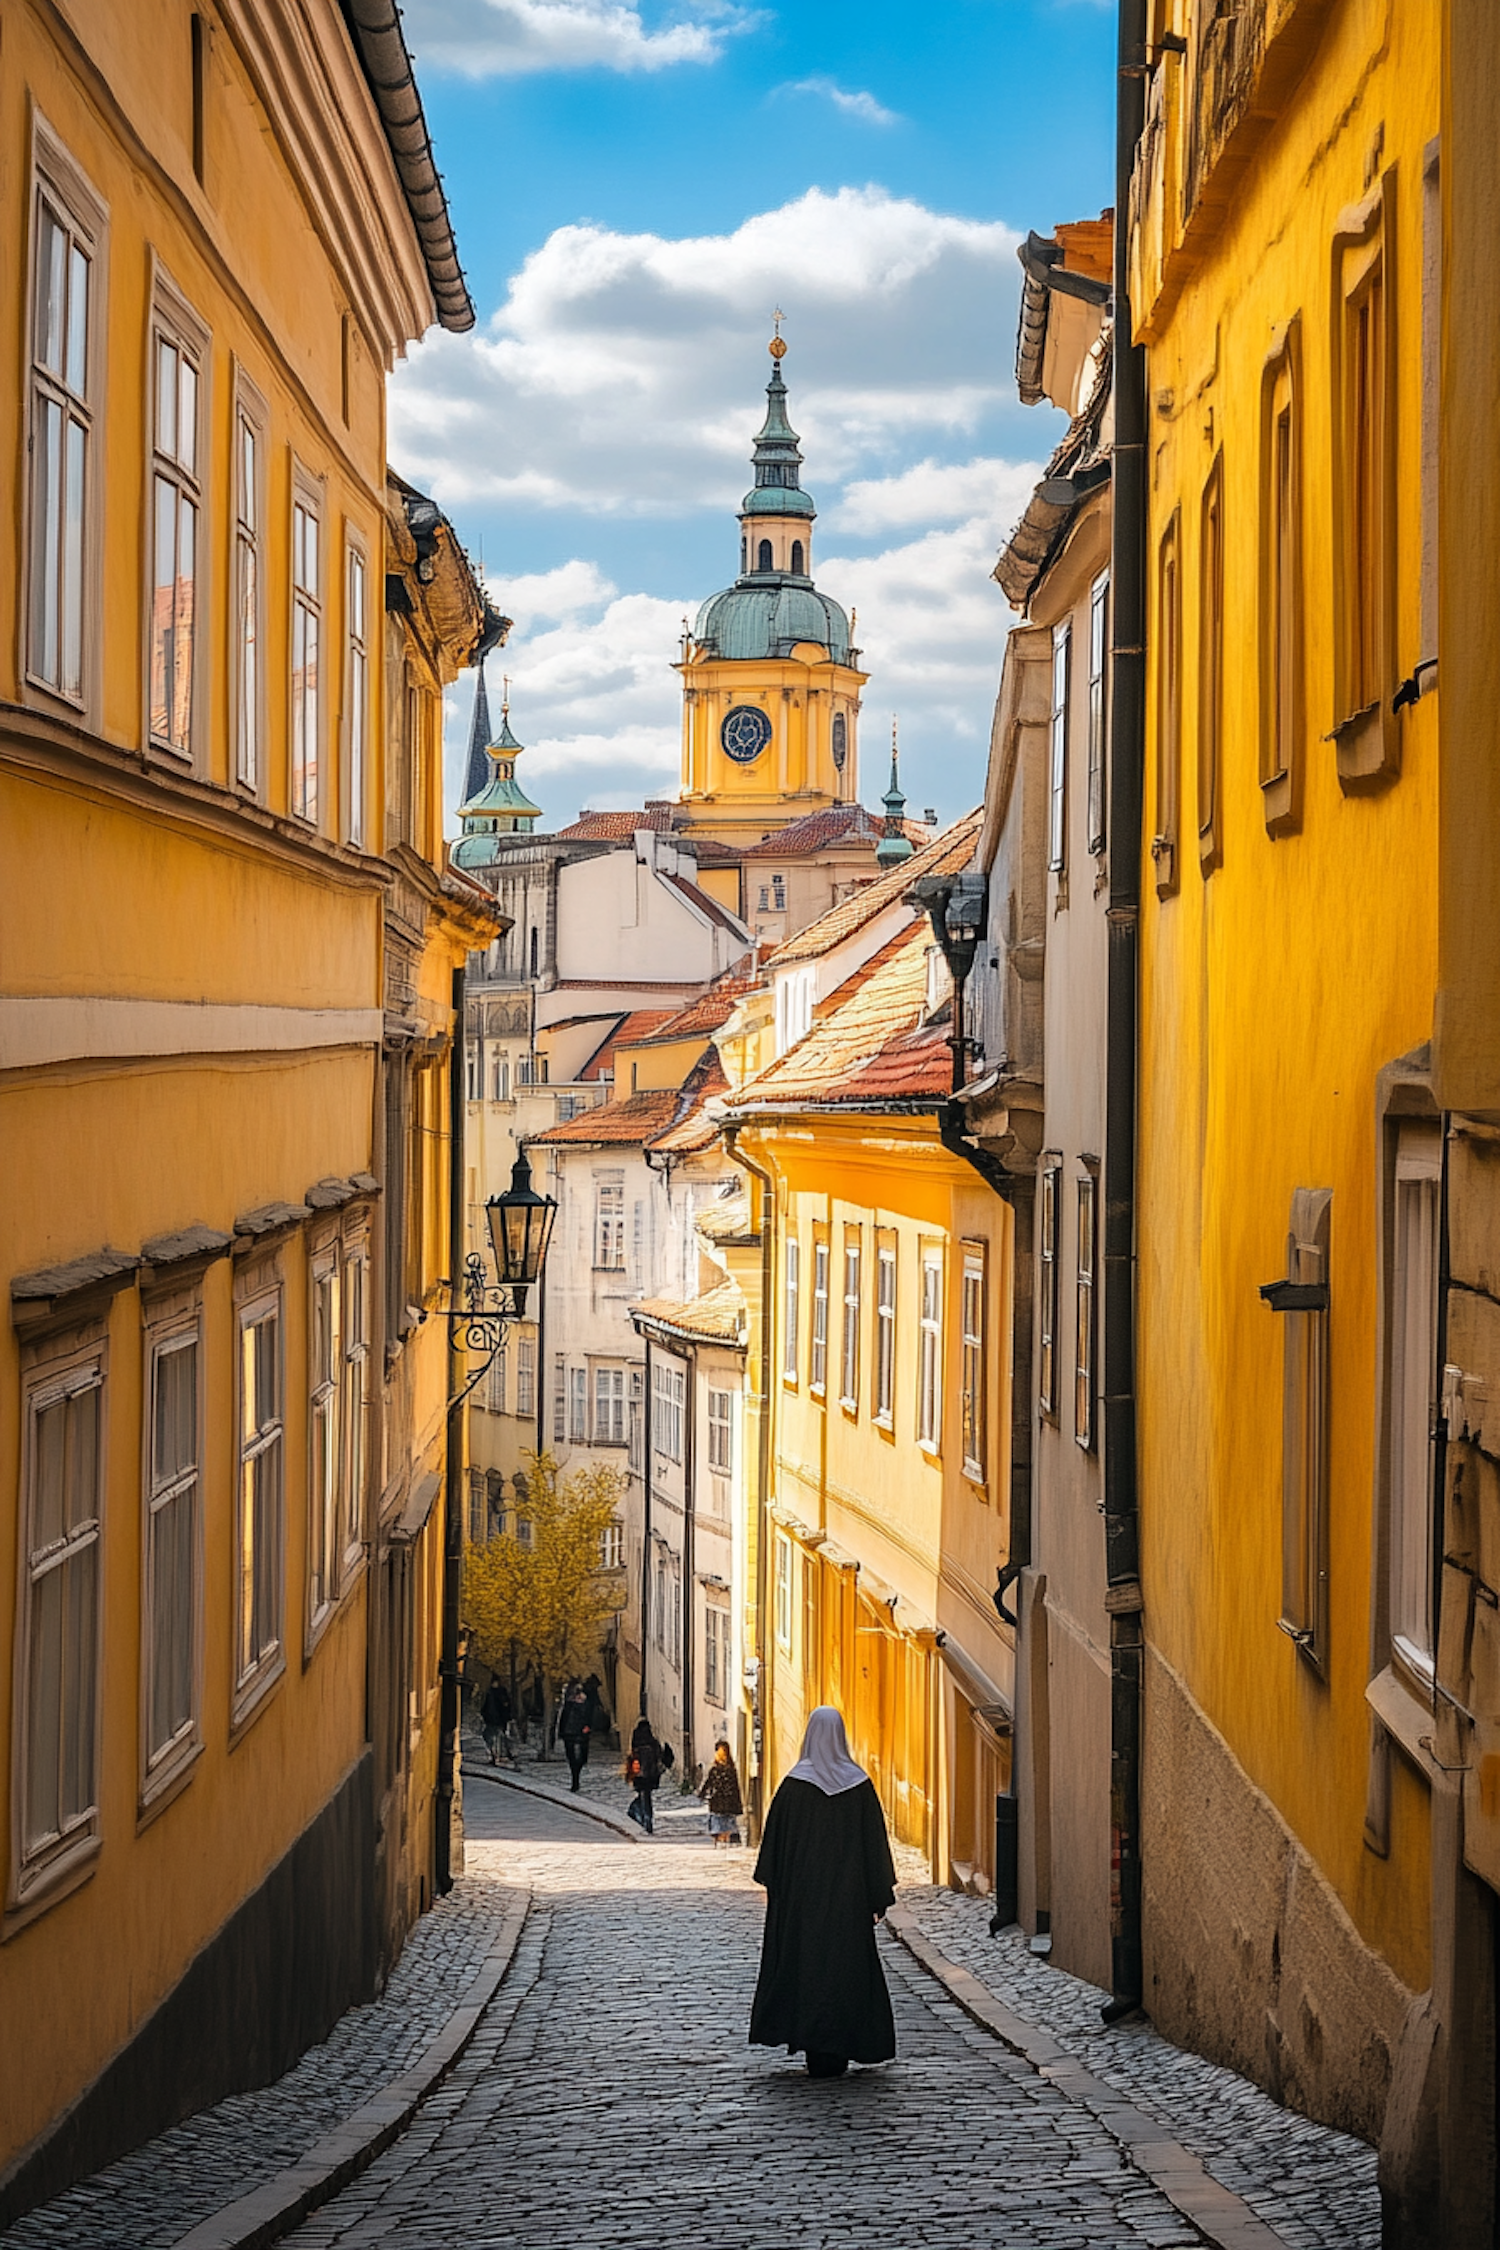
[462,1450,625,1755]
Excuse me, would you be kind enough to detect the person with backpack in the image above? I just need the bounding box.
[700,1738,744,1846]
[624,1717,672,1834]
[557,1679,591,1792]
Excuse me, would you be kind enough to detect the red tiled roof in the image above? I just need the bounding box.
[685,837,744,865]
[555,807,673,841]
[631,1281,747,1347]
[730,922,951,1112]
[576,1010,677,1081]
[741,804,882,858]
[632,970,764,1047]
[649,1048,730,1153]
[659,871,750,938]
[770,811,982,967]
[529,1088,682,1147]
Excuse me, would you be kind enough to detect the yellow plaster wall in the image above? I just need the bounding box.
[1135,0,1438,1993]
[676,649,866,838]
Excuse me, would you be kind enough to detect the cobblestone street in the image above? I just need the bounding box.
[3,1765,1383,2250]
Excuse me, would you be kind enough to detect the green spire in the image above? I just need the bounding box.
[741,327,815,521]
[876,717,913,867]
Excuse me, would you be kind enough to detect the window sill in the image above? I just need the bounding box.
[839,1396,859,1418]
[918,1438,942,1460]
[138,1736,204,1830]
[1366,1661,1439,1783]
[963,1465,988,1493]
[4,1831,100,1940]
[230,1650,286,1744]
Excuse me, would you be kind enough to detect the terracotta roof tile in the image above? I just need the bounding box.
[770,811,981,967]
[649,1049,730,1153]
[631,1281,747,1346]
[633,971,764,1046]
[576,1010,677,1081]
[554,807,673,840]
[529,1088,681,1147]
[730,923,951,1111]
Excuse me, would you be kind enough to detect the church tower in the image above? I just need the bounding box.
[675,331,868,847]
[452,668,543,871]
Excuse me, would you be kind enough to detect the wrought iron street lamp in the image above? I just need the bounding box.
[446,1145,557,1400]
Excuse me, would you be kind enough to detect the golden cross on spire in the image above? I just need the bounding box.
[501,673,511,714]
[769,306,787,361]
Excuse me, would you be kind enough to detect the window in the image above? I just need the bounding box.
[791,539,805,576]
[1075,1173,1097,1450]
[465,1040,482,1103]
[595,1173,625,1268]
[772,873,786,911]
[832,711,848,771]
[708,1386,734,1473]
[1087,573,1108,855]
[492,1051,510,1103]
[783,1237,800,1383]
[653,1356,685,1462]
[488,1342,507,1414]
[961,1249,986,1482]
[149,297,205,757]
[28,152,100,708]
[1333,174,1398,787]
[628,1367,644,1473]
[840,1236,861,1409]
[552,1353,566,1443]
[705,1606,729,1704]
[291,480,322,821]
[775,1534,793,1649]
[875,1244,897,1424]
[341,1241,369,1574]
[1049,622,1070,875]
[233,383,266,790]
[1198,456,1224,873]
[757,539,773,572]
[653,1551,667,1652]
[143,1322,200,1787]
[918,1250,943,1451]
[1260,322,1302,835]
[1275,1188,1332,1667]
[517,1336,536,1419]
[811,1237,829,1393]
[601,1519,624,1571]
[1390,1128,1440,1683]
[467,1468,487,1546]
[594,1365,625,1446]
[1039,1158,1061,1421]
[801,1553,819,1685]
[346,542,368,844]
[308,1251,341,1628]
[236,1290,284,1700]
[1152,513,1181,895]
[17,1350,103,1894]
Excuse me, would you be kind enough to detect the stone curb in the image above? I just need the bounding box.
[168,1888,531,2250]
[464,1757,645,1843]
[884,1905,1294,2250]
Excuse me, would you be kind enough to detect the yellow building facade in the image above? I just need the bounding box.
[1128,0,1441,2192]
[0,0,482,2211]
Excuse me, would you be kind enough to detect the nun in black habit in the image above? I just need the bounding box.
[749,1706,897,2078]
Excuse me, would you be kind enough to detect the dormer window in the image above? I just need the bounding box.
[757,539,773,572]
[791,541,804,576]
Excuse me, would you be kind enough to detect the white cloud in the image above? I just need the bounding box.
[783,76,898,126]
[822,519,1016,744]
[492,557,617,622]
[830,455,1041,534]
[390,187,1022,520]
[398,0,746,78]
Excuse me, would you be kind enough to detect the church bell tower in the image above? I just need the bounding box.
[675,329,868,846]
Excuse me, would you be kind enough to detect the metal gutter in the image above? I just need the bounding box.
[724,1126,776,1845]
[436,965,465,1894]
[342,0,474,333]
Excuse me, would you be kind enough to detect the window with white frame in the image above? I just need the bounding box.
[594,1365,625,1445]
[1075,1173,1097,1451]
[18,1349,104,1893]
[960,1247,986,1482]
[876,1243,896,1424]
[1039,1158,1061,1421]
[341,1239,369,1574]
[631,1198,645,1286]
[346,541,368,845]
[653,1550,667,1651]
[487,1341,507,1415]
[811,1237,829,1393]
[291,478,322,821]
[308,1250,342,1628]
[595,1172,626,1268]
[467,1468,486,1546]
[1048,622,1070,875]
[840,1235,861,1409]
[144,1318,200,1781]
[707,1387,734,1473]
[705,1605,729,1704]
[783,1236,800,1383]
[552,1353,566,1442]
[28,148,101,709]
[149,296,205,756]
[653,1356,685,1462]
[233,384,266,790]
[1390,1126,1440,1682]
[516,1336,536,1419]
[918,1250,943,1450]
[465,1040,482,1102]
[569,1364,587,1444]
[1087,573,1108,854]
[601,1518,624,1571]
[236,1289,283,1698]
[775,1534,793,1649]
[628,1365,644,1473]
[493,1051,511,1103]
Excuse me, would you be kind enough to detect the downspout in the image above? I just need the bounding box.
[436,966,466,1895]
[639,1331,653,1718]
[533,1217,546,1460]
[725,1124,775,1843]
[1101,0,1149,2020]
[682,1341,697,1780]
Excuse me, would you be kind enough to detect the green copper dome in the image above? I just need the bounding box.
[694,581,850,661]
[454,688,541,865]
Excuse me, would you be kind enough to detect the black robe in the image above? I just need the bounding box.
[749,1775,897,2063]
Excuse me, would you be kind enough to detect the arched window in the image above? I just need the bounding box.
[757,539,773,573]
[791,541,805,576]
[832,712,847,771]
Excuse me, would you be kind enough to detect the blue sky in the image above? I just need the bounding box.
[392,0,1116,829]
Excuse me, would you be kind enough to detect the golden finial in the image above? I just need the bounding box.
[501,673,511,715]
[769,306,788,361]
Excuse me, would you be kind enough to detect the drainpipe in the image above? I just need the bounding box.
[724,1125,775,1842]
[682,1341,697,1781]
[436,966,466,1895]
[1101,0,1149,2021]
[639,1332,653,1718]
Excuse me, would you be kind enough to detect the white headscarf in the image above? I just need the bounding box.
[787,1706,868,1796]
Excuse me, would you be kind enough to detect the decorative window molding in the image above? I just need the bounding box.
[782,1235,800,1385]
[810,1233,829,1396]
[1152,510,1181,896]
[344,529,370,845]
[340,1229,370,1583]
[290,461,325,824]
[233,1273,285,1724]
[1330,169,1400,792]
[918,1247,943,1453]
[875,1240,896,1427]
[140,1293,204,1813]
[1197,453,1224,874]
[232,366,268,795]
[516,1335,536,1421]
[1259,316,1304,835]
[1048,621,1070,878]
[1074,1168,1098,1452]
[594,1364,625,1446]
[594,1171,625,1270]
[652,1355,685,1463]
[1038,1156,1061,1422]
[774,1533,792,1649]
[1087,572,1108,856]
[707,1387,734,1473]
[840,1233,861,1411]
[25,116,108,727]
[147,267,211,767]
[307,1239,341,1640]
[961,1244,987,1484]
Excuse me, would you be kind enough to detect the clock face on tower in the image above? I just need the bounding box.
[720,704,773,764]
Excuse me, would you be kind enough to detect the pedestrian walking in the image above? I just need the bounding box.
[700,1739,743,1847]
[749,1705,897,2079]
[479,1676,510,1765]
[624,1717,671,1834]
[558,1679,591,1792]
